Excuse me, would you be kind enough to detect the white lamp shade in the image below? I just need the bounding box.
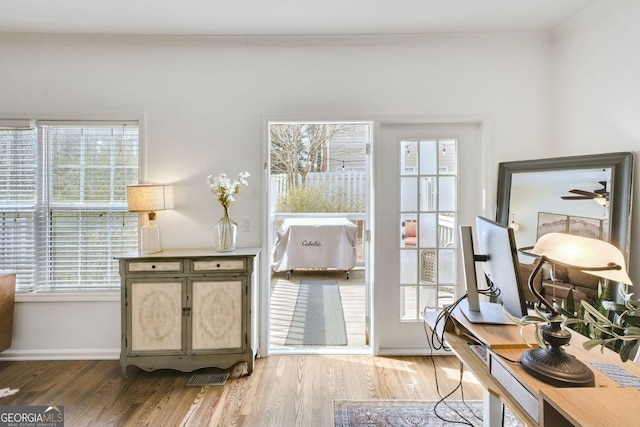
[127,184,174,212]
[532,232,632,286]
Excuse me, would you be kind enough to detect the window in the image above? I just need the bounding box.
[399,139,457,320]
[0,120,139,292]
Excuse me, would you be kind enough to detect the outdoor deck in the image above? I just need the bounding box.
[270,268,367,349]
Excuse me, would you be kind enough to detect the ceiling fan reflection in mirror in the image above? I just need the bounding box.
[561,181,609,206]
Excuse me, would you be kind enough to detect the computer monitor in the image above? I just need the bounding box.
[458,216,528,324]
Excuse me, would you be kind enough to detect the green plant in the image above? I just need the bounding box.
[556,282,610,338]
[566,291,640,362]
[277,184,364,213]
[510,287,640,362]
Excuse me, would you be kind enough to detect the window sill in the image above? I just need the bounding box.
[15,291,120,303]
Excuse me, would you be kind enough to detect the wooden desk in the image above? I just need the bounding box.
[540,387,640,427]
[435,305,640,426]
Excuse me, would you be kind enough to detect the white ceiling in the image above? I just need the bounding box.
[0,0,596,37]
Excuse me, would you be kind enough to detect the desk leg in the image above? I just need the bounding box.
[483,389,502,427]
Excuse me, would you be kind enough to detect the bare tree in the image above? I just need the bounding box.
[270,123,345,188]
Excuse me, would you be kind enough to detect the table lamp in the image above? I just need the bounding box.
[518,232,632,387]
[127,184,174,253]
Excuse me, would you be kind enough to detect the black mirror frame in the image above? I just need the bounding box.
[496,152,634,260]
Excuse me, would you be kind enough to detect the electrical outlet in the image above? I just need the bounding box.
[242,216,251,232]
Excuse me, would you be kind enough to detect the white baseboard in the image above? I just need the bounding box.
[378,347,452,356]
[0,348,120,361]
[0,347,451,360]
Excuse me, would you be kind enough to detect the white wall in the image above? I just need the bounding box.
[551,0,640,291]
[0,32,552,358]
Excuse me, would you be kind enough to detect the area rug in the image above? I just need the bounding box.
[333,400,523,427]
[285,280,348,346]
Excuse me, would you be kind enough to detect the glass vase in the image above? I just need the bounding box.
[215,207,237,252]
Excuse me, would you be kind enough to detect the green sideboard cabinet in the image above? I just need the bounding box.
[116,248,260,378]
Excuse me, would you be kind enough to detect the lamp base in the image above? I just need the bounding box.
[521,347,595,387]
[141,220,162,254]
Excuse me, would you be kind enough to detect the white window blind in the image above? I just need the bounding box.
[0,128,37,289]
[0,121,140,291]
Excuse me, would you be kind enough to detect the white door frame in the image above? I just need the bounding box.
[257,114,493,357]
[259,117,375,357]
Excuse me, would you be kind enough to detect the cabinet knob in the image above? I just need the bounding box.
[216,263,221,268]
[151,264,156,269]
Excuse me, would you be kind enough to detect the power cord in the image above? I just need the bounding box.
[422,294,521,426]
[422,294,482,426]
[423,292,469,351]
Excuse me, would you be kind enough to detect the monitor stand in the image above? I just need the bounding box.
[458,224,516,325]
[459,299,515,325]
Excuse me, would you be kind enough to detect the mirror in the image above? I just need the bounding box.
[496,152,634,264]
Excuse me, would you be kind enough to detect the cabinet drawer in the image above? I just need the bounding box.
[192,258,245,272]
[489,352,539,423]
[127,260,183,273]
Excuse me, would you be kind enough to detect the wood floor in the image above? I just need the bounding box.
[0,270,485,425]
[0,355,483,426]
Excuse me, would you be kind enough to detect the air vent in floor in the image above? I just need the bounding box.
[185,372,229,386]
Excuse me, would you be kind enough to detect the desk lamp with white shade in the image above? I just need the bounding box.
[518,232,633,387]
[126,184,174,253]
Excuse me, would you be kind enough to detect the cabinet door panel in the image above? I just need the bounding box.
[130,281,183,352]
[191,280,243,351]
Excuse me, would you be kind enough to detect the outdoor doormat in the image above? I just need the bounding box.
[333,400,523,427]
[285,279,347,346]
[185,372,230,387]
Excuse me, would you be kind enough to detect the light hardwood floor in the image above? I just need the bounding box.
[0,269,485,426]
[0,355,483,426]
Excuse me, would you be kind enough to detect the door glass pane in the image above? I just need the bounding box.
[419,140,437,175]
[439,140,456,174]
[438,213,455,247]
[438,286,455,309]
[419,286,437,311]
[401,141,418,175]
[420,249,436,284]
[399,250,417,284]
[438,249,455,284]
[401,215,417,248]
[400,177,417,212]
[400,286,417,321]
[419,177,437,211]
[419,213,436,248]
[438,176,456,211]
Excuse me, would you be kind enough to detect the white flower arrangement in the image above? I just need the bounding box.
[206,171,250,209]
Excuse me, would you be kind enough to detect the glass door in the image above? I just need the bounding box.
[374,121,485,352]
